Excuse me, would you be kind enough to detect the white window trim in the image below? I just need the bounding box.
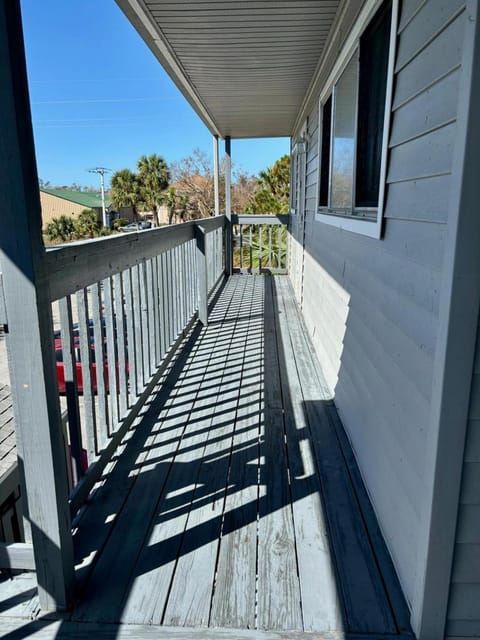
[314,0,399,240]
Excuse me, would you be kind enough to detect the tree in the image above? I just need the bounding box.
[75,209,101,238]
[137,154,169,226]
[247,155,290,214]
[110,169,141,221]
[170,148,257,218]
[163,186,189,225]
[45,215,77,243]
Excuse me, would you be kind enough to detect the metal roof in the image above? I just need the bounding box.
[40,189,111,209]
[115,0,341,138]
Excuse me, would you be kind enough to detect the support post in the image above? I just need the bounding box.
[0,1,75,610]
[224,136,232,276]
[213,135,220,216]
[195,225,208,326]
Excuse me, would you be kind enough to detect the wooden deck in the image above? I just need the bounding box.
[0,276,413,639]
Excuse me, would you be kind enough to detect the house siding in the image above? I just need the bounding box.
[446,324,480,638]
[293,0,468,622]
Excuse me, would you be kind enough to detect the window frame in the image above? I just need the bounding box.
[315,0,399,239]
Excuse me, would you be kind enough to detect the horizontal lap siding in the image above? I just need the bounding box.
[447,323,480,635]
[298,0,467,615]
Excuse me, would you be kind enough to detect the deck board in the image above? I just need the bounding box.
[0,275,412,638]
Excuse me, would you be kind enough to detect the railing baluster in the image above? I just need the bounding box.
[103,276,119,434]
[138,261,149,383]
[175,246,182,335]
[268,225,272,268]
[277,225,282,270]
[259,225,263,272]
[59,296,84,482]
[90,282,109,450]
[168,249,175,344]
[151,255,161,368]
[146,259,156,378]
[76,288,97,463]
[162,252,171,350]
[240,224,243,271]
[114,273,128,419]
[123,267,138,406]
[157,255,166,360]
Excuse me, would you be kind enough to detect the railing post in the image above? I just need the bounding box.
[0,1,74,610]
[195,225,208,326]
[224,136,233,276]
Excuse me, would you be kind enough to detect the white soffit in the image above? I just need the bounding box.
[115,0,341,138]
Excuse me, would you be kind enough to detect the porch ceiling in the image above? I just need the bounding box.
[115,0,341,138]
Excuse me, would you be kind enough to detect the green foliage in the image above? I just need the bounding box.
[113,217,129,229]
[45,215,77,242]
[163,186,189,224]
[246,155,290,214]
[233,224,287,271]
[137,154,169,226]
[75,209,101,238]
[110,168,141,220]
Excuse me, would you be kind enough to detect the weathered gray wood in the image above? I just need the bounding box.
[164,279,254,627]
[210,278,261,628]
[59,296,84,481]
[0,0,75,609]
[195,226,208,325]
[76,288,97,462]
[123,267,138,406]
[257,277,302,631]
[78,321,214,624]
[0,541,35,570]
[132,264,144,395]
[103,277,119,433]
[145,259,156,379]
[232,214,290,226]
[90,282,109,449]
[114,272,128,419]
[0,617,380,640]
[139,261,151,383]
[151,256,161,368]
[45,217,224,302]
[276,276,399,634]
[69,312,199,517]
[272,278,342,632]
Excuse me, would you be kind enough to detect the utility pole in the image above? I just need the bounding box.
[88,167,111,227]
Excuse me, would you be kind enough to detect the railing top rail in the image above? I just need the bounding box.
[231,214,289,225]
[45,216,225,302]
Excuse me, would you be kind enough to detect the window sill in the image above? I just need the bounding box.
[315,209,382,239]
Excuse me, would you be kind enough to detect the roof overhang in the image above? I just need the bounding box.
[115,0,342,139]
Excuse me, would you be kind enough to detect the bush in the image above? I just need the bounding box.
[45,215,77,242]
[75,209,101,238]
[113,217,129,229]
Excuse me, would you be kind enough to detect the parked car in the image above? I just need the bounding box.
[54,320,113,394]
[118,221,152,232]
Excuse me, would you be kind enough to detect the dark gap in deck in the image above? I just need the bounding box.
[0,275,413,639]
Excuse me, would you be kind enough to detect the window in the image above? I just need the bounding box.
[316,0,396,238]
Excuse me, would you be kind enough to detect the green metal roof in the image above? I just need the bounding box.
[40,188,111,209]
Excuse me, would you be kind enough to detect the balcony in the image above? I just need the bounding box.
[0,216,412,639]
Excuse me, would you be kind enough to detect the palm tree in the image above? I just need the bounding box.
[137,154,169,226]
[110,169,141,221]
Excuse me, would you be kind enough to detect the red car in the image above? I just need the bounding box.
[54,321,110,394]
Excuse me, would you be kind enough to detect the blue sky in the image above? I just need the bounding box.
[20,0,289,190]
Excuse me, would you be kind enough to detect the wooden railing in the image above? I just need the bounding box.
[46,216,224,515]
[231,214,289,274]
[0,213,292,590]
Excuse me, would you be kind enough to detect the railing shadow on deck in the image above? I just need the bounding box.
[10,275,410,638]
